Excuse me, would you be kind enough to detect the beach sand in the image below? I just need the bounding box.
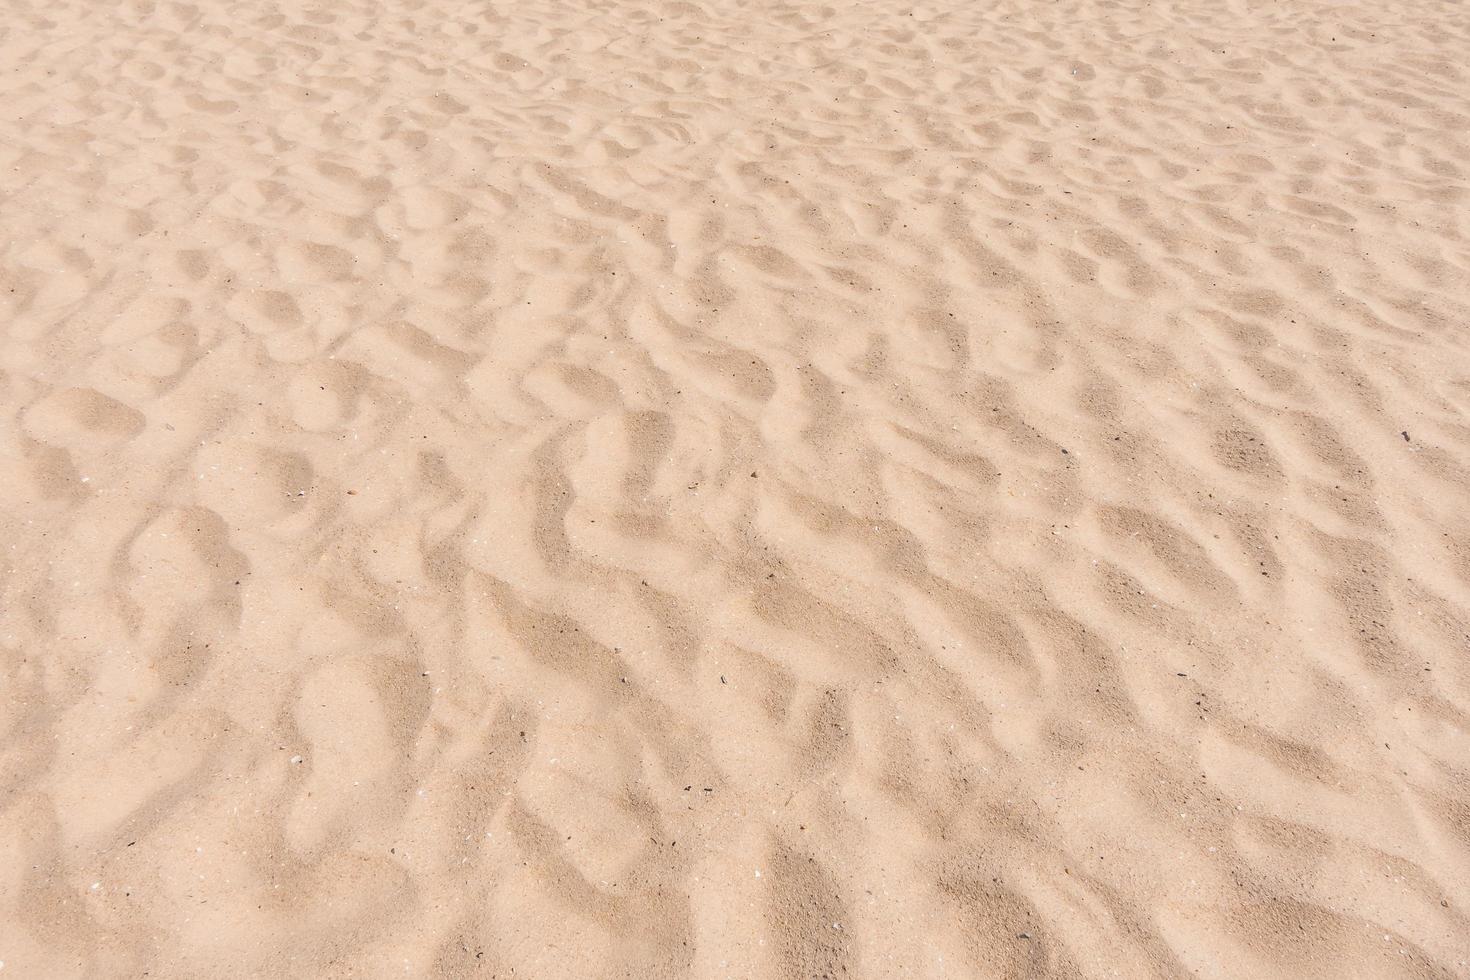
[2,0,1469,974]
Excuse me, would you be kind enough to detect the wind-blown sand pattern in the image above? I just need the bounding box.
[2,0,1469,973]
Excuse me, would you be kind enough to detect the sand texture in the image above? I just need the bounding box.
[2,0,1470,974]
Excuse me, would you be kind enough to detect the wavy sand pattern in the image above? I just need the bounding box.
[2,0,1470,974]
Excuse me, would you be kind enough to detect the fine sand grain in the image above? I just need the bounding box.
[2,0,1470,975]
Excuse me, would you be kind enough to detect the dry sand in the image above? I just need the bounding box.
[2,0,1470,974]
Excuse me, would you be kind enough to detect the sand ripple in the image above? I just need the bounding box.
[2,0,1469,974]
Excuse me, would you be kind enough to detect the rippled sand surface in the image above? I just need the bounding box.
[3,0,1469,974]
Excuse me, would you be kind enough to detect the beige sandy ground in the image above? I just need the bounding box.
[2,0,1469,974]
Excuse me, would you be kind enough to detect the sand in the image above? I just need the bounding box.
[2,0,1469,974]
